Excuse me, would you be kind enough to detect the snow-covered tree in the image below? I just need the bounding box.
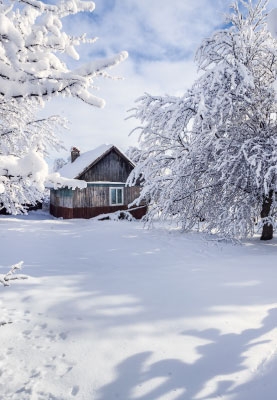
[125,146,142,164]
[0,97,66,212]
[0,0,127,213]
[128,0,277,240]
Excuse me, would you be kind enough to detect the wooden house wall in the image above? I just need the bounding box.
[72,185,141,208]
[50,185,146,219]
[50,188,74,219]
[50,188,73,208]
[72,186,108,208]
[79,149,134,183]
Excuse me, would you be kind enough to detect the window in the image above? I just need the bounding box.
[110,187,124,205]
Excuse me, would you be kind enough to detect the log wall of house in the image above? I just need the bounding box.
[50,188,74,218]
[79,149,135,183]
[50,184,146,219]
[50,188,73,208]
[71,185,141,208]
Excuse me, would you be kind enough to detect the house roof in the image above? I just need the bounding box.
[58,144,135,179]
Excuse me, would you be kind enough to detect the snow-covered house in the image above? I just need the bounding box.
[50,144,147,219]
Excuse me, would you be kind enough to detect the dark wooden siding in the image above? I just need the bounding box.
[79,149,134,182]
[50,204,74,219]
[72,186,109,208]
[50,185,145,218]
[71,185,140,208]
[50,188,73,209]
[50,187,146,219]
[50,204,147,219]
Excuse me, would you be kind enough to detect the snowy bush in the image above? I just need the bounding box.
[129,0,277,240]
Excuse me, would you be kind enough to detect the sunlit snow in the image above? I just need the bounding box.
[0,212,277,399]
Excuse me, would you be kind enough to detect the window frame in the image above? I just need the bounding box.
[109,187,124,206]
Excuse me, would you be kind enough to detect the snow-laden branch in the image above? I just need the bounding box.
[0,150,87,214]
[0,150,87,191]
[46,173,87,190]
[0,0,127,106]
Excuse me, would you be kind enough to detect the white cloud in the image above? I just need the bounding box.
[65,0,228,62]
[268,8,277,37]
[44,0,238,163]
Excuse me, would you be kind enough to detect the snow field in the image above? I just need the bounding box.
[0,213,277,399]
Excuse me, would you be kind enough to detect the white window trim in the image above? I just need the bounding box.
[109,187,124,206]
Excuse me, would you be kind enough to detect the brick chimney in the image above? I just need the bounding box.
[71,147,80,163]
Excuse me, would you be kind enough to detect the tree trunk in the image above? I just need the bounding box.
[260,190,274,241]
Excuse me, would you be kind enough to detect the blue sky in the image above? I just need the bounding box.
[45,0,277,163]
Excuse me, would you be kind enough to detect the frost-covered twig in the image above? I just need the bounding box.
[0,261,28,287]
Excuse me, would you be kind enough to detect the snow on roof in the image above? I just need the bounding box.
[58,144,115,179]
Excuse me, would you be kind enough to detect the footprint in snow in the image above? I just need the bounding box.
[59,332,68,340]
[71,385,79,396]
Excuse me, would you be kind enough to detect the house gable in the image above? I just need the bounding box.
[79,147,134,182]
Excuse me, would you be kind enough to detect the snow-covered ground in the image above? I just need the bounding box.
[0,212,277,400]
